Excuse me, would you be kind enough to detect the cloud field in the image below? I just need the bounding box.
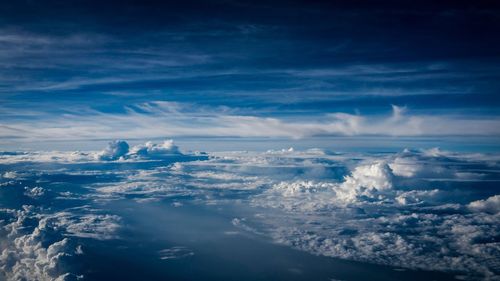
[0,140,499,280]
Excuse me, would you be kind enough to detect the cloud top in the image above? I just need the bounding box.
[95,139,184,161]
[130,140,181,158]
[97,140,129,161]
[468,195,500,214]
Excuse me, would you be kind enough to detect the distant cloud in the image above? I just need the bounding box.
[130,140,182,158]
[97,139,186,161]
[158,247,194,260]
[0,102,499,143]
[97,140,129,161]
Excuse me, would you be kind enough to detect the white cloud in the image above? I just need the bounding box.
[389,154,423,177]
[97,139,188,161]
[0,204,121,280]
[158,247,194,260]
[1,171,18,179]
[0,144,499,280]
[337,162,393,202]
[24,186,46,199]
[231,218,263,235]
[129,139,181,158]
[253,161,395,212]
[387,148,493,180]
[96,140,129,161]
[468,195,500,214]
[395,189,440,205]
[246,152,499,279]
[1,102,499,142]
[0,140,193,164]
[51,212,121,240]
[0,206,82,281]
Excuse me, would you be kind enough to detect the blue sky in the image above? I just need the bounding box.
[1,3,500,280]
[1,0,499,143]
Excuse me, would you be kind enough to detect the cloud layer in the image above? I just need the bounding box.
[1,102,499,143]
[1,141,499,280]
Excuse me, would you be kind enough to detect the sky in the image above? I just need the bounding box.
[1,0,500,143]
[1,3,500,280]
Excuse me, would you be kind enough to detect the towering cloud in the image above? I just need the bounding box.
[97,140,129,161]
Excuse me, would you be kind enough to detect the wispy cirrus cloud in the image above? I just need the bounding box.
[0,102,498,143]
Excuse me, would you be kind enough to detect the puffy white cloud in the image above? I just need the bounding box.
[269,210,499,279]
[337,162,393,202]
[247,152,499,279]
[254,181,338,212]
[96,140,129,161]
[387,148,493,180]
[0,206,82,281]
[129,139,182,158]
[0,205,121,280]
[96,139,190,161]
[0,139,197,164]
[253,161,395,213]
[51,212,121,240]
[389,155,422,177]
[24,186,46,199]
[468,195,500,214]
[395,189,440,205]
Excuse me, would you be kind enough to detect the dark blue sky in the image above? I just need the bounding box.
[1,0,499,141]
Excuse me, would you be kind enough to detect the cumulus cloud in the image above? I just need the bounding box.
[468,195,500,214]
[0,203,121,281]
[389,153,423,178]
[1,144,499,280]
[129,139,181,158]
[96,140,129,161]
[255,161,395,211]
[337,162,393,202]
[51,212,121,240]
[387,148,494,181]
[23,186,46,199]
[0,139,199,164]
[96,139,188,161]
[247,151,499,279]
[0,206,83,281]
[267,211,499,280]
[394,189,440,205]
